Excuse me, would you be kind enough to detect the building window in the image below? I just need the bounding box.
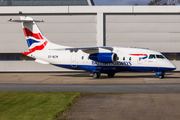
[0,53,34,61]
[0,0,90,6]
[162,53,180,61]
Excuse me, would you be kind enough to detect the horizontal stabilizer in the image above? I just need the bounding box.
[8,19,44,23]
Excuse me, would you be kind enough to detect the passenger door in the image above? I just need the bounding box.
[71,54,77,68]
[137,57,143,64]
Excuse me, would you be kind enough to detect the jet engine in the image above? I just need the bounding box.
[89,53,117,63]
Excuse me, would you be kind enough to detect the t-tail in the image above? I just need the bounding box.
[8,16,68,56]
[22,16,49,55]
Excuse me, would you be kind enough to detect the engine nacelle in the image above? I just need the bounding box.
[89,53,117,63]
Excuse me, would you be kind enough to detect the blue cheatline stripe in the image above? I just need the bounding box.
[26,39,40,47]
[53,64,175,73]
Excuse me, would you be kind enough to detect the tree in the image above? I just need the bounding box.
[148,0,179,5]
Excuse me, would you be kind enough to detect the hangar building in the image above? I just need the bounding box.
[0,0,180,71]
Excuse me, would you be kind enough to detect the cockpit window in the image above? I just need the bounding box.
[149,54,156,59]
[156,55,165,59]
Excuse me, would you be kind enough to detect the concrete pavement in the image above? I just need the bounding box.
[0,72,180,84]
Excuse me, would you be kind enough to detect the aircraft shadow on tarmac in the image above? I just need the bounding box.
[51,73,180,79]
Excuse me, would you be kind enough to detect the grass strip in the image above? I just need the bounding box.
[0,91,80,120]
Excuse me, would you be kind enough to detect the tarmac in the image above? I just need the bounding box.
[0,72,180,84]
[1,72,180,120]
[58,93,180,120]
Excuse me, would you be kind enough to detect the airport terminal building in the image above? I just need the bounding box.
[1,0,180,71]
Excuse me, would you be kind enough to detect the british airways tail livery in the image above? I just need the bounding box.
[9,16,176,79]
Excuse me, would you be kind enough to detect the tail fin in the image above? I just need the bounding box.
[9,16,68,56]
[20,16,48,55]
[8,16,50,55]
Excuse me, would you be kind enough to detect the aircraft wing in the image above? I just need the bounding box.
[50,47,114,54]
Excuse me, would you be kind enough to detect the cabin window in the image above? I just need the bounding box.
[123,57,125,60]
[139,57,141,61]
[129,57,131,61]
[149,54,156,59]
[117,57,119,60]
[156,55,165,59]
[82,56,84,59]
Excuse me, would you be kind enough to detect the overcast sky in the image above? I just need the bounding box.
[93,0,153,5]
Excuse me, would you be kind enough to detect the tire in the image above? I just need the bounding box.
[107,73,115,78]
[93,72,101,79]
[159,74,164,79]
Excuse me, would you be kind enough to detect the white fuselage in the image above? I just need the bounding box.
[31,46,176,73]
[10,16,176,78]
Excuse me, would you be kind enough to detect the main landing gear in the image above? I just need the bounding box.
[107,73,115,78]
[93,72,101,79]
[93,72,116,79]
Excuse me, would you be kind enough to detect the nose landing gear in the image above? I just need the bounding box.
[156,71,165,79]
[159,74,164,79]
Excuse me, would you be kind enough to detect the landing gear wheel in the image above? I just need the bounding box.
[107,73,115,78]
[159,74,164,79]
[93,72,101,79]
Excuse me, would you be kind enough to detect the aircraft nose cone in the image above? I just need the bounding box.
[170,62,176,71]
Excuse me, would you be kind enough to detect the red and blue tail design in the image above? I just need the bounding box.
[23,28,43,40]
[20,16,48,56]
[9,16,67,56]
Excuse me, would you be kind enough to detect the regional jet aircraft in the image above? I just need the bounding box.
[9,16,176,79]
